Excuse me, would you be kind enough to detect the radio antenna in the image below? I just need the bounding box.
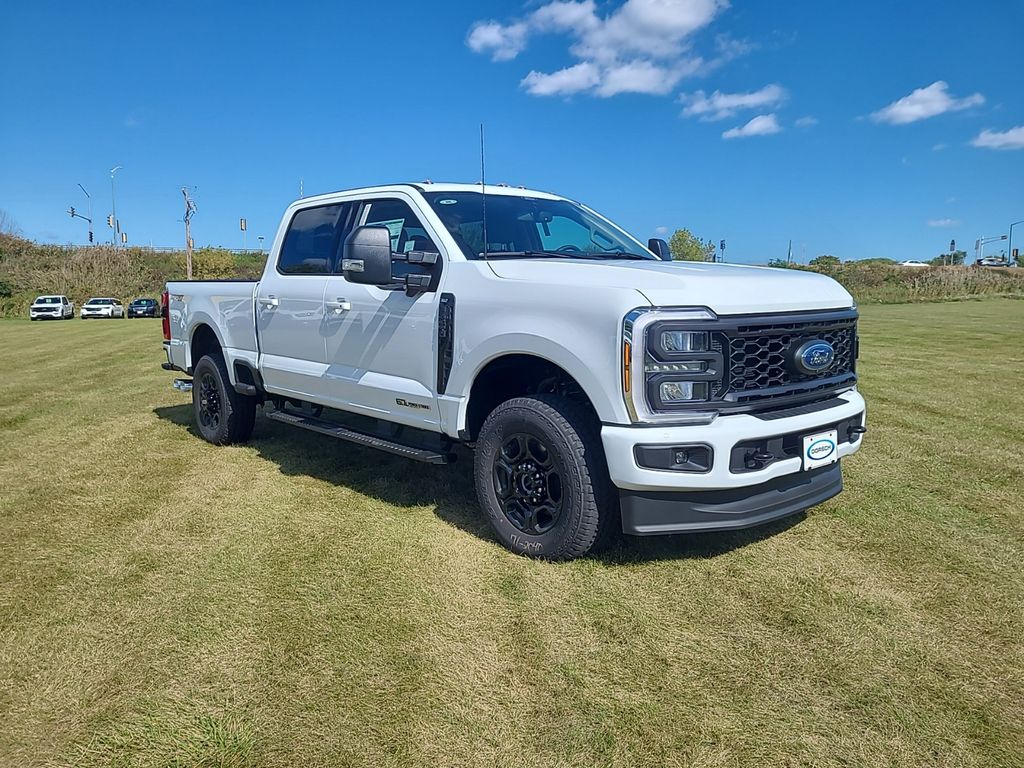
[480,123,488,259]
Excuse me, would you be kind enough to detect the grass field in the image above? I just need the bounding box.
[1,301,1022,768]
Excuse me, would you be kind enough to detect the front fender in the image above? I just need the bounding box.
[447,332,628,434]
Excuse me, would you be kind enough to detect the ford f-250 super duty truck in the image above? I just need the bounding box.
[161,183,866,559]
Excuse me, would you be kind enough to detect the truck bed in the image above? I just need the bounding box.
[165,279,259,371]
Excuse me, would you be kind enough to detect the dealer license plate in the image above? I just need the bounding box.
[802,429,839,470]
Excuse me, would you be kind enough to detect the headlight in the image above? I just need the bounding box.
[660,330,707,353]
[622,307,723,424]
[659,381,709,403]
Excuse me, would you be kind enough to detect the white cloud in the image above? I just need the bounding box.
[654,226,669,236]
[971,126,1024,150]
[680,84,786,121]
[932,142,947,151]
[468,0,734,98]
[722,114,781,139]
[870,81,984,125]
[521,62,601,96]
[570,0,726,63]
[795,116,818,128]
[466,20,530,61]
[596,60,696,97]
[928,218,961,228]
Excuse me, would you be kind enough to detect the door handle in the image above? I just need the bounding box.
[325,298,351,314]
[259,295,279,308]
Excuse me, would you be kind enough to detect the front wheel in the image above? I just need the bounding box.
[474,395,617,560]
[192,354,257,445]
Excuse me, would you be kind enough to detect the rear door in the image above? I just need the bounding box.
[321,195,444,430]
[256,202,356,398]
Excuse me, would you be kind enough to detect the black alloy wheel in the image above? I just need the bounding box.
[493,432,564,535]
[197,372,221,433]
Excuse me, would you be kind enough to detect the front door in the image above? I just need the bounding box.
[321,196,443,431]
[256,202,353,398]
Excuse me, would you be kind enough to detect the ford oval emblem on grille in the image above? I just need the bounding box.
[792,340,835,374]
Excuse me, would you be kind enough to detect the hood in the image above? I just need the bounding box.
[485,259,853,314]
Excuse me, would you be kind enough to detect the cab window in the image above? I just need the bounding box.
[361,199,438,255]
[278,203,354,275]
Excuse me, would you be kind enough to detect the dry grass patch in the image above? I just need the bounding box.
[0,302,1022,767]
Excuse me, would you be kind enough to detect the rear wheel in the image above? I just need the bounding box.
[192,354,257,445]
[474,394,617,560]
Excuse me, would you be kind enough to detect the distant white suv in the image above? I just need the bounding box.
[29,295,74,320]
[81,297,126,319]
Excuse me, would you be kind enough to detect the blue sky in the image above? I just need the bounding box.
[1,0,1022,263]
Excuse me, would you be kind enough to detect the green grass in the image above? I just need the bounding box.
[1,303,1022,768]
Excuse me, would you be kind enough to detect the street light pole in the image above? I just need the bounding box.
[1009,220,1024,267]
[109,166,122,245]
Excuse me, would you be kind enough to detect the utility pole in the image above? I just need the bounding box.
[182,187,197,279]
[110,166,122,245]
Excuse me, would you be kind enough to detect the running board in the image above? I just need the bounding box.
[264,408,454,465]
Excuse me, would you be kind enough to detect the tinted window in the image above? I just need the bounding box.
[279,203,351,274]
[362,199,438,254]
[422,192,651,260]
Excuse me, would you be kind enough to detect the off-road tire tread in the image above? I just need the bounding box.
[475,394,617,560]
[193,353,257,445]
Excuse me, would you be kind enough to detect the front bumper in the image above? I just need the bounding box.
[601,390,865,534]
[621,463,842,535]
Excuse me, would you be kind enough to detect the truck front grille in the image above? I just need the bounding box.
[723,314,857,404]
[707,309,857,411]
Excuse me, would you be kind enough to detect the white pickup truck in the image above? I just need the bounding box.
[162,183,865,559]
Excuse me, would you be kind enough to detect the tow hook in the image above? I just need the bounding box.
[172,378,193,393]
[847,425,867,439]
[745,449,775,470]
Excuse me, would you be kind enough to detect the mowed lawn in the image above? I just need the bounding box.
[1,301,1022,768]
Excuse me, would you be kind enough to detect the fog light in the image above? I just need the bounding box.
[659,381,708,403]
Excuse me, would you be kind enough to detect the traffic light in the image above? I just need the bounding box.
[69,206,76,218]
[720,239,726,251]
[107,215,114,228]
[121,232,127,244]
[88,231,94,243]
[240,218,247,231]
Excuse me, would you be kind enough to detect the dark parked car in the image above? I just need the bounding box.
[128,297,160,318]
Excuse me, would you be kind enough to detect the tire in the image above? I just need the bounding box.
[192,354,257,445]
[30,317,36,321]
[474,394,617,560]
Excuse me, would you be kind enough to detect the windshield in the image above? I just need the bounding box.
[35,296,60,304]
[423,191,654,260]
[132,299,154,305]
[87,299,113,305]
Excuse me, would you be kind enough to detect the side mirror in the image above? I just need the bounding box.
[342,225,394,285]
[648,238,673,261]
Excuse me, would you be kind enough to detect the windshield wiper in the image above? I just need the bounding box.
[480,249,653,261]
